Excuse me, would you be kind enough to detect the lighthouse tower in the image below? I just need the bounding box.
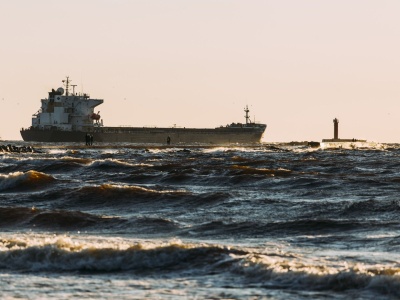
[322,117,366,143]
[333,118,339,140]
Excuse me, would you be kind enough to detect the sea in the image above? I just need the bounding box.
[0,141,400,299]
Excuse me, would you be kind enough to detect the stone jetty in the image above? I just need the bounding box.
[0,144,41,153]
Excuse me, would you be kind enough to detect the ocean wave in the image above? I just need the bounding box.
[151,162,189,172]
[88,159,138,169]
[202,147,266,154]
[343,199,400,215]
[320,142,386,151]
[0,207,35,227]
[231,165,292,177]
[63,184,229,210]
[1,200,331,235]
[231,156,275,166]
[0,206,185,233]
[81,184,190,197]
[0,170,55,192]
[0,237,399,297]
[130,217,181,233]
[234,252,400,296]
[36,159,90,173]
[63,184,192,207]
[0,156,91,174]
[0,238,241,273]
[184,219,384,237]
[61,156,93,164]
[0,207,123,230]
[4,156,135,172]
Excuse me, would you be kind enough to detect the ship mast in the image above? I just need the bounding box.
[62,76,70,96]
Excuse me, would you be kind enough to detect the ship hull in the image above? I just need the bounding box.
[20,126,266,144]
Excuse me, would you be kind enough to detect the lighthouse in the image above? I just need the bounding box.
[333,118,339,140]
[322,118,366,143]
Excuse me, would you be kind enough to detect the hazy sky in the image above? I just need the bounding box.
[1,0,399,142]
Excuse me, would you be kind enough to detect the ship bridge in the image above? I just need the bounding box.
[31,77,104,131]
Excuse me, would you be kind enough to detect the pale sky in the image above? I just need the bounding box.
[1,0,399,142]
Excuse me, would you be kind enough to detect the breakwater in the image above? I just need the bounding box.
[0,144,41,153]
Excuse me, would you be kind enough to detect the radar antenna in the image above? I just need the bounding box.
[71,84,77,95]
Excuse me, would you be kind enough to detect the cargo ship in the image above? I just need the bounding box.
[20,77,267,144]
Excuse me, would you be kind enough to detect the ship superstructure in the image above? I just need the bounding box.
[21,77,266,144]
[31,77,103,132]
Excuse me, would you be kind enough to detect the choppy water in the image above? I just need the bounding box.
[1,141,400,299]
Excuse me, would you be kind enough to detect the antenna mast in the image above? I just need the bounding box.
[62,76,70,96]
